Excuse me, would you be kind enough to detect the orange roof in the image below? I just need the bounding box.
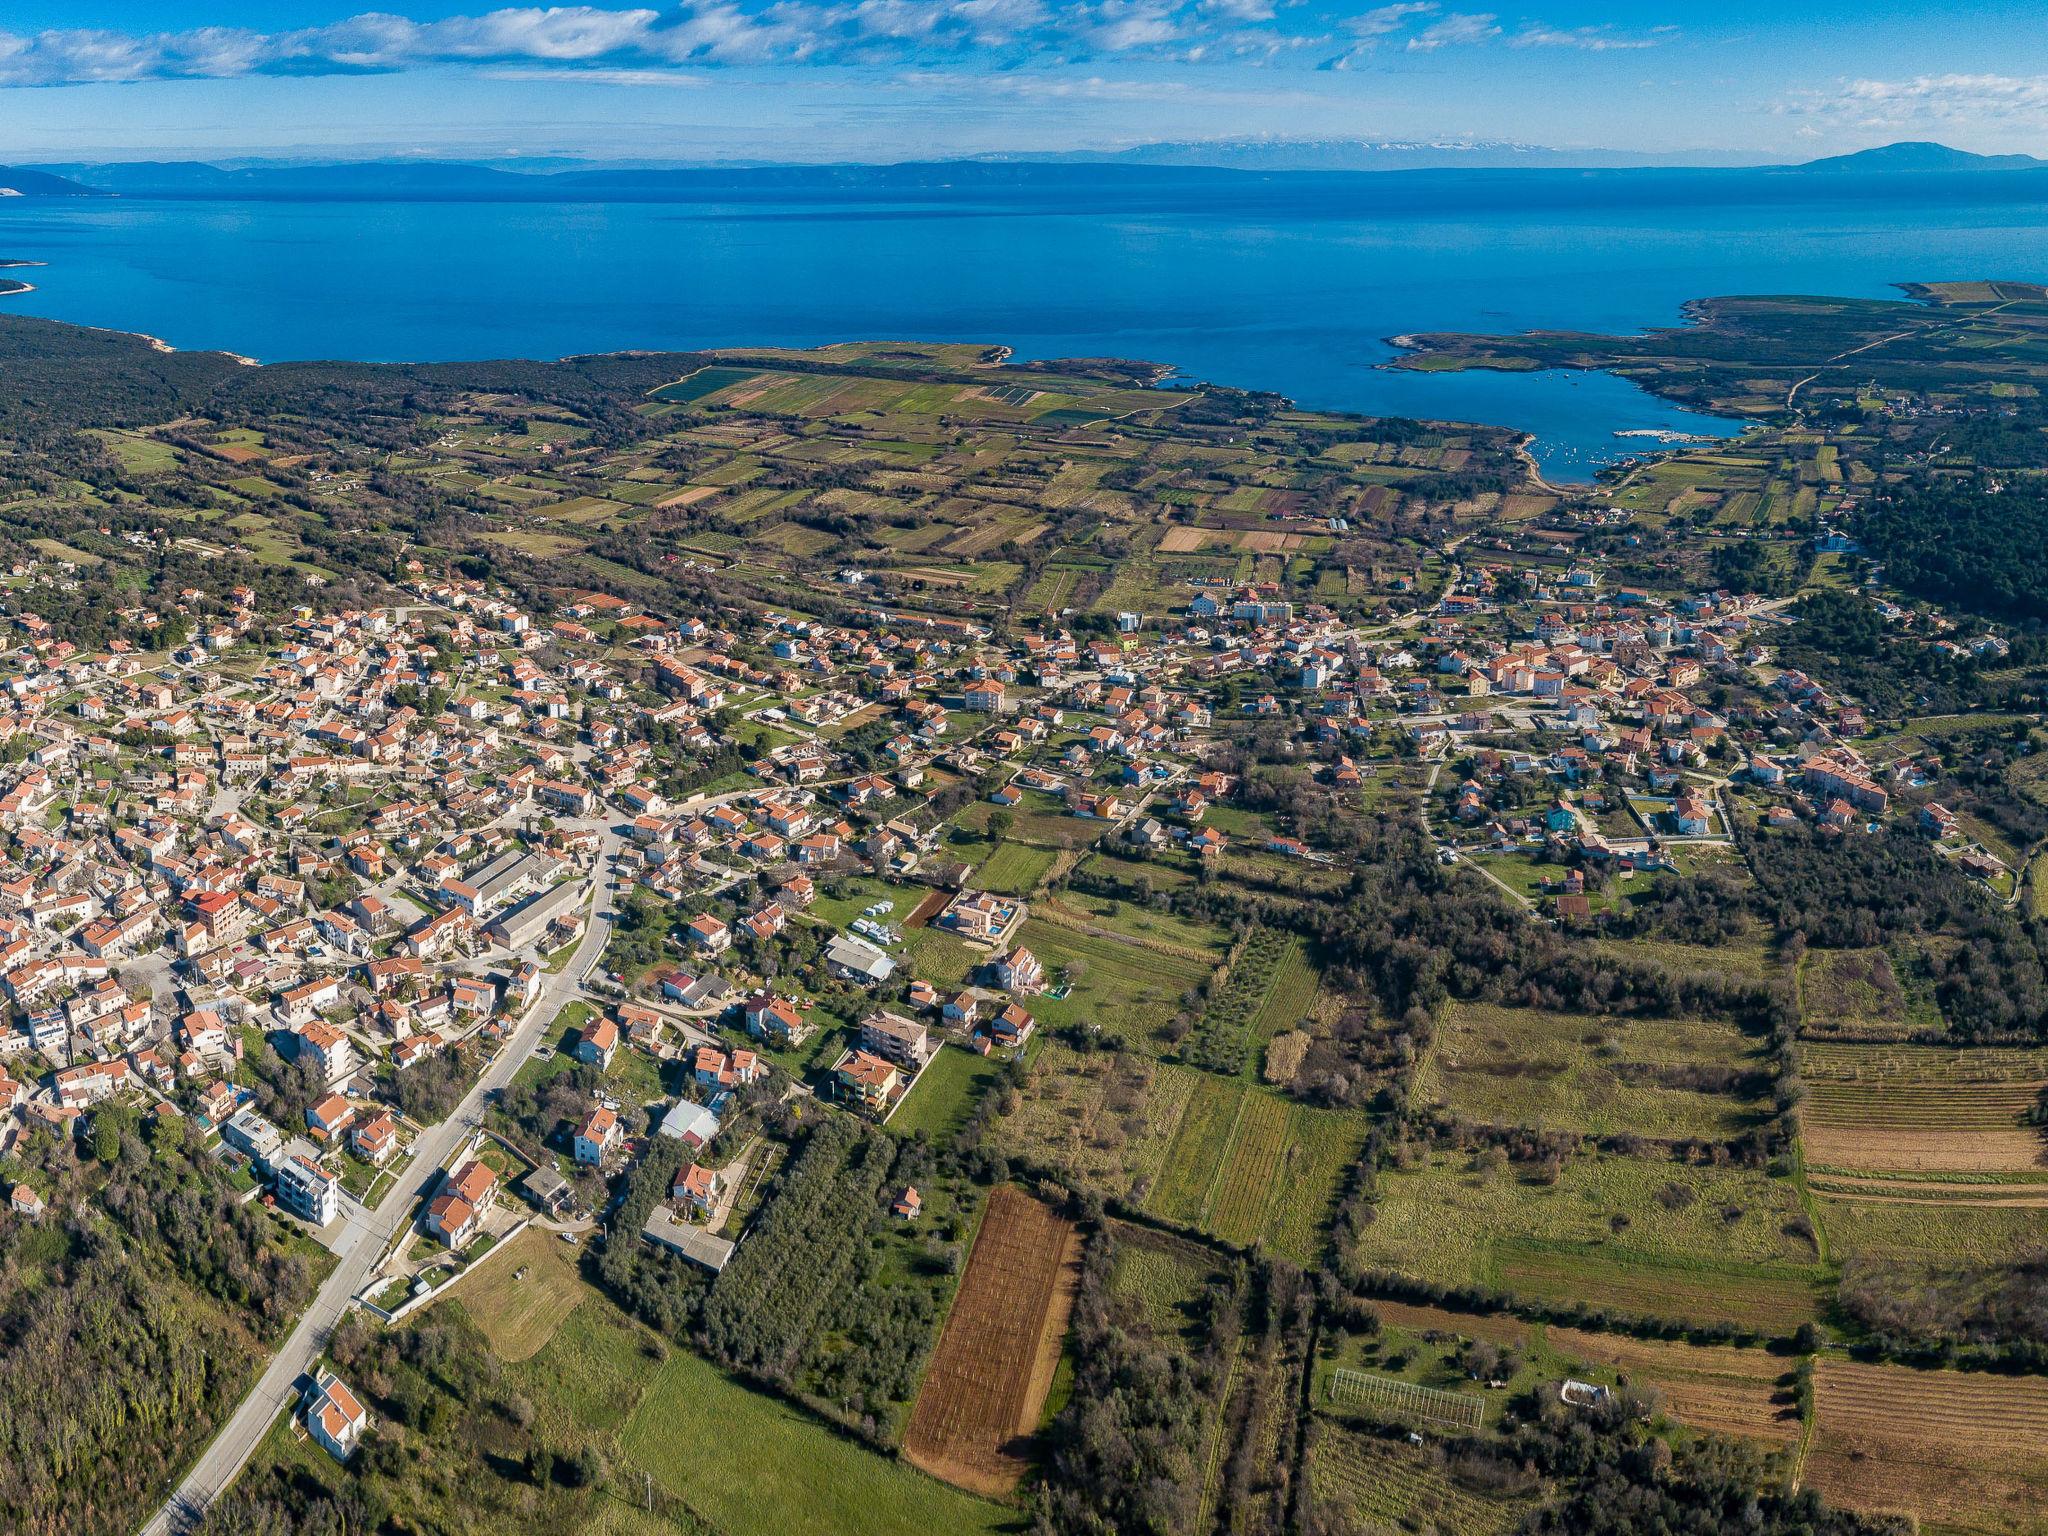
[448,1158,496,1204]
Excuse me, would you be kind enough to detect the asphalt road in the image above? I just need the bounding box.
[140,826,623,1536]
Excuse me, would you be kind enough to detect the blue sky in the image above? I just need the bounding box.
[0,1,2042,162]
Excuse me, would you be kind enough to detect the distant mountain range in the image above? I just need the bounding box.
[1002,137,2048,175]
[4,141,2044,199]
[0,165,95,197]
[984,138,1766,172]
[1785,140,2047,173]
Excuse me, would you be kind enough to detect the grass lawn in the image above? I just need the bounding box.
[889,1043,1005,1142]
[973,841,1058,896]
[440,1227,586,1361]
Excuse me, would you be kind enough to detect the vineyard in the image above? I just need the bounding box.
[903,1187,1081,1497]
[1802,1358,2048,1536]
[1185,927,1318,1077]
[1327,1368,1486,1431]
[1799,1041,2048,1176]
[1310,1427,1528,1536]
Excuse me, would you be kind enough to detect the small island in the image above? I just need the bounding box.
[0,259,43,297]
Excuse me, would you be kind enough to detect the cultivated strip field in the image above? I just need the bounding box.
[1802,1359,2048,1536]
[1800,1042,2048,1177]
[903,1187,1082,1497]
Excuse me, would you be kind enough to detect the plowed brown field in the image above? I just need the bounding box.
[904,1187,1082,1497]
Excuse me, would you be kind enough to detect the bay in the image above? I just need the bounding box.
[3,178,2047,480]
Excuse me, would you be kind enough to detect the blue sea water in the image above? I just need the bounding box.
[4,178,2048,480]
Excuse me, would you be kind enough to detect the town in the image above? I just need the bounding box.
[0,310,2042,1536]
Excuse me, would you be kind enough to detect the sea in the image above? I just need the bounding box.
[5,169,2048,481]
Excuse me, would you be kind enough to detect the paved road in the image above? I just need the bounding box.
[141,827,624,1536]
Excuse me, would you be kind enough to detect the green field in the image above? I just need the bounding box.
[1147,1077,1363,1262]
[1184,926,1317,1077]
[973,841,1058,896]
[617,1323,1010,1536]
[1310,1426,1529,1536]
[1015,917,1212,1044]
[1416,1003,1772,1140]
[1353,1150,1822,1332]
[889,1043,1005,1142]
[1108,1224,1234,1339]
[651,366,765,403]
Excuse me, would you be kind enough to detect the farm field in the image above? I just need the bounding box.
[1037,889,1229,957]
[1541,1325,1797,1445]
[1308,1425,1532,1536]
[1183,926,1319,1078]
[1353,1151,1823,1333]
[1798,1041,2048,1175]
[1328,1368,1486,1431]
[1803,1359,2048,1536]
[995,1043,1195,1199]
[615,1323,1012,1536]
[1148,1077,1363,1261]
[1107,1222,1235,1339]
[1821,1195,2048,1271]
[1340,1297,1796,1446]
[903,1187,1082,1497]
[1416,1003,1772,1141]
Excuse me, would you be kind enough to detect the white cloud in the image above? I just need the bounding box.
[1070,0,1181,51]
[482,63,706,83]
[1512,24,1659,52]
[1406,12,1496,51]
[1201,0,1276,23]
[0,1,1662,86]
[1782,72,2048,132]
[1346,1,1434,36]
